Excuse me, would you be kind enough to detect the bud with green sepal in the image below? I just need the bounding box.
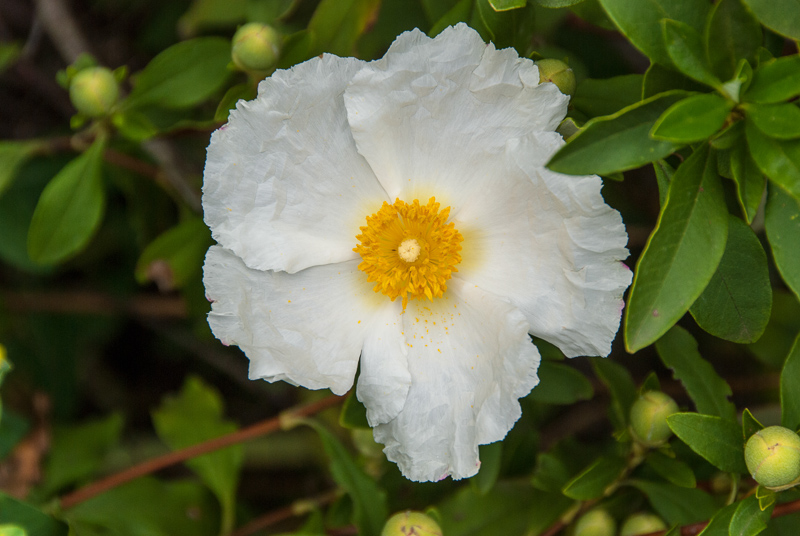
[381,511,442,536]
[629,391,679,448]
[573,509,615,536]
[232,23,281,74]
[535,58,576,96]
[69,66,120,118]
[620,512,667,536]
[744,425,800,490]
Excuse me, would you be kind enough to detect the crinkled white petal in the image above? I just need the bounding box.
[344,23,568,208]
[204,246,396,395]
[455,132,632,357]
[372,278,540,482]
[203,55,388,273]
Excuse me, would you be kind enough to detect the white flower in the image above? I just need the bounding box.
[202,24,632,482]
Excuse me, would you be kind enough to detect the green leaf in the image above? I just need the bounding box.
[591,358,637,431]
[152,376,243,535]
[0,494,68,536]
[765,186,800,300]
[0,141,40,198]
[534,0,584,7]
[214,83,256,122]
[570,74,643,119]
[729,495,772,536]
[667,413,748,473]
[624,145,728,352]
[629,480,717,525]
[742,408,764,441]
[781,334,800,431]
[654,159,674,207]
[562,455,626,500]
[471,442,502,495]
[547,91,686,176]
[308,0,381,56]
[650,93,733,143]
[655,326,736,420]
[111,109,160,142]
[596,0,709,67]
[177,0,247,36]
[741,0,800,40]
[696,502,738,536]
[531,452,572,492]
[643,63,707,99]
[339,392,370,429]
[705,0,762,81]
[527,361,593,404]
[745,55,800,104]
[127,37,232,109]
[644,451,697,488]
[135,218,212,290]
[489,0,526,10]
[428,0,472,37]
[756,486,776,512]
[27,138,106,265]
[277,30,313,70]
[303,420,387,536]
[748,290,800,368]
[747,103,800,140]
[730,134,765,223]
[662,19,721,89]
[689,216,772,343]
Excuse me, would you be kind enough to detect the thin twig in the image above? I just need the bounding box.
[59,395,343,510]
[32,0,93,64]
[230,489,340,536]
[1,290,187,318]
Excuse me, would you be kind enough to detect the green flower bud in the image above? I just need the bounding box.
[381,511,442,536]
[535,58,576,96]
[620,512,667,536]
[232,23,280,72]
[629,391,679,447]
[69,67,119,117]
[745,426,800,489]
[573,509,616,536]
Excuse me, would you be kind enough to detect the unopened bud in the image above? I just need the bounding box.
[381,511,442,536]
[232,23,280,72]
[535,58,576,96]
[745,426,800,489]
[629,391,679,448]
[574,509,616,536]
[620,512,667,536]
[69,67,119,117]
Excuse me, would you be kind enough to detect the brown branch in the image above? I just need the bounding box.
[1,290,187,318]
[32,0,93,64]
[229,489,340,536]
[59,395,343,510]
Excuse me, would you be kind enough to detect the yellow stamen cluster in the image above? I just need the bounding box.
[355,197,463,309]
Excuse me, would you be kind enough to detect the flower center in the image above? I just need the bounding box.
[354,197,463,309]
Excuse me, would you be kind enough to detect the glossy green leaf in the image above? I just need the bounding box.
[730,135,765,223]
[570,74,643,119]
[27,138,106,265]
[534,0,584,7]
[0,494,68,536]
[655,326,736,420]
[308,0,380,56]
[127,37,231,109]
[152,376,243,534]
[111,109,160,142]
[135,218,212,290]
[696,502,738,536]
[597,0,709,67]
[643,63,707,99]
[531,452,572,492]
[429,0,472,36]
[742,408,764,441]
[489,0,526,10]
[781,334,800,431]
[747,103,800,140]
[705,0,762,81]
[745,55,800,104]
[756,486,776,512]
[667,413,748,473]
[629,480,717,525]
[177,0,247,36]
[471,442,502,495]
[741,0,800,39]
[591,358,637,431]
[690,216,772,343]
[653,160,674,207]
[339,391,369,429]
[651,93,733,143]
[547,91,686,176]
[528,361,593,404]
[644,451,697,488]
[729,495,772,536]
[0,141,40,198]
[624,145,728,352]
[662,19,721,89]
[214,83,257,122]
[304,420,387,536]
[277,30,313,70]
[765,186,800,300]
[562,455,626,500]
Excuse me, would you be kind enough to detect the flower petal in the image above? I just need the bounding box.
[372,278,540,482]
[204,246,392,395]
[203,55,388,273]
[455,132,632,358]
[344,23,568,208]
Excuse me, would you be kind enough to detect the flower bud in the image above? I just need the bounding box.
[573,509,616,536]
[620,512,667,536]
[381,511,442,536]
[232,23,280,72]
[535,58,576,96]
[629,391,679,447]
[745,426,800,489]
[69,67,119,117]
